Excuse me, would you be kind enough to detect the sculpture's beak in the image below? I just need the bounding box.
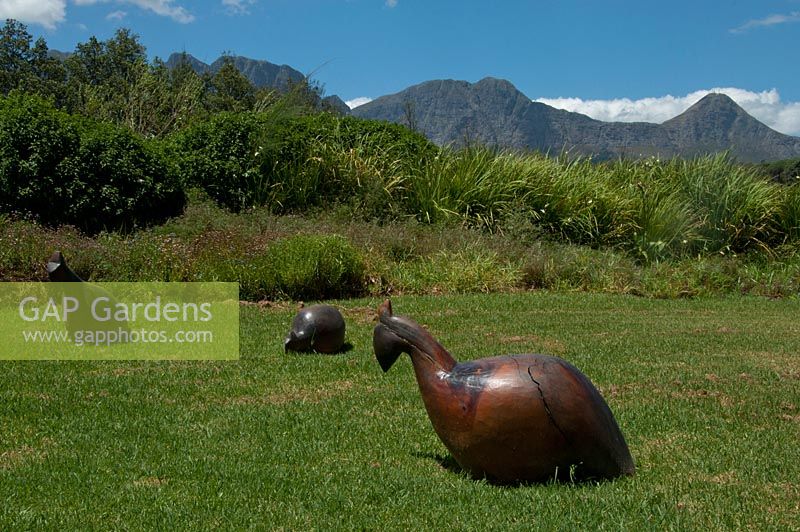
[374,323,403,372]
[284,330,299,353]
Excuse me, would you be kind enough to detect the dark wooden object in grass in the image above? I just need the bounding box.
[373,299,635,484]
[284,304,346,354]
[45,251,130,343]
[46,251,83,282]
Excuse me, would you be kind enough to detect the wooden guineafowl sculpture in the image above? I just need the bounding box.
[373,299,634,484]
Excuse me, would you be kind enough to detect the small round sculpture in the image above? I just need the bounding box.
[284,304,346,354]
[373,299,635,484]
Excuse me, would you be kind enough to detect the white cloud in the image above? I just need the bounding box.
[534,88,800,136]
[385,0,397,7]
[221,0,255,15]
[0,0,67,29]
[346,97,372,109]
[105,9,126,20]
[730,11,800,33]
[73,0,194,24]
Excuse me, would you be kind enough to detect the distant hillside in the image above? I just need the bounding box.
[47,49,71,61]
[165,52,349,114]
[165,52,305,90]
[351,78,800,162]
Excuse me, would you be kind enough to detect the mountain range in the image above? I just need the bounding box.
[166,54,800,162]
[350,77,800,163]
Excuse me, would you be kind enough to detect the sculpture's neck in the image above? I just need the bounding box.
[409,343,456,375]
[375,301,458,376]
[379,310,457,374]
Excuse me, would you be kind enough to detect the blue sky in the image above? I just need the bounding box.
[3,0,800,134]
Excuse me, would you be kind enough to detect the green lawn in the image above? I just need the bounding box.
[1,293,798,530]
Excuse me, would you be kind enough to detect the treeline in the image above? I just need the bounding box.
[0,19,331,136]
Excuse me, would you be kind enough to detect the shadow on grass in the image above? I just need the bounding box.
[412,451,616,487]
[412,451,464,475]
[286,342,355,355]
[337,342,355,354]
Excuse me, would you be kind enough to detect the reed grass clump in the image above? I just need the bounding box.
[517,155,637,246]
[402,147,529,227]
[668,154,782,254]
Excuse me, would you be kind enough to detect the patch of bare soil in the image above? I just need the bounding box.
[0,438,53,471]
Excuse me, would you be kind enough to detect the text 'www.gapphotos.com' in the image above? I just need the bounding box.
[22,328,215,347]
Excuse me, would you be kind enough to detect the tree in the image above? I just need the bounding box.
[402,98,418,132]
[28,36,67,103]
[206,56,256,112]
[64,28,148,122]
[65,28,146,87]
[0,19,35,94]
[0,19,66,100]
[122,57,205,136]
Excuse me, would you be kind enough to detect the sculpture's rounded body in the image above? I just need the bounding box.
[285,304,346,354]
[373,300,634,484]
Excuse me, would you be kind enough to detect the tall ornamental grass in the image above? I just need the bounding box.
[517,155,637,246]
[403,147,529,227]
[633,185,699,262]
[669,154,781,254]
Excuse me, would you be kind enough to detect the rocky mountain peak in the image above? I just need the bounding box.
[664,93,751,127]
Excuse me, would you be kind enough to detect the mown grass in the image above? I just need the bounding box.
[0,293,797,529]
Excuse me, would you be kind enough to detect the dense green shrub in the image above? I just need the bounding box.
[758,157,800,184]
[168,111,437,214]
[167,112,264,211]
[0,94,185,233]
[62,120,185,231]
[0,94,79,221]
